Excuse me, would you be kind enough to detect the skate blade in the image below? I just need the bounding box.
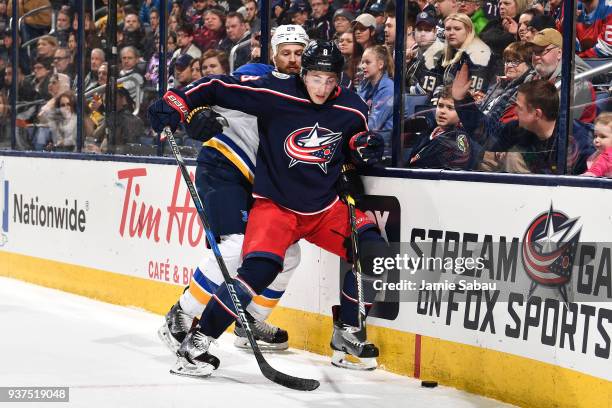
[170,357,214,379]
[157,324,180,354]
[331,350,378,371]
[233,336,289,352]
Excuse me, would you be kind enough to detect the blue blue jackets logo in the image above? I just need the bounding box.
[284,123,342,173]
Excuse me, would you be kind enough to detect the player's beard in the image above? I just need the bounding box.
[285,64,300,74]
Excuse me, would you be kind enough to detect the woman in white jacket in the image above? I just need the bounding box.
[38,90,77,151]
[438,13,494,95]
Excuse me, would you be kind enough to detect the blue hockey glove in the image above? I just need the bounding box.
[185,106,226,142]
[147,90,189,133]
[349,131,384,165]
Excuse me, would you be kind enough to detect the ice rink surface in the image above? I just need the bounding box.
[0,277,515,408]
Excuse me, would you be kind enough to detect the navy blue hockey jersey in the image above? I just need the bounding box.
[180,73,369,214]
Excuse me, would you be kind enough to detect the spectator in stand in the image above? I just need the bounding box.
[191,58,203,81]
[169,13,181,33]
[528,28,596,123]
[54,9,73,47]
[36,35,58,60]
[574,0,612,58]
[0,1,7,34]
[358,45,394,162]
[174,54,194,88]
[338,29,360,88]
[53,47,74,80]
[171,0,184,19]
[435,0,460,30]
[436,13,492,95]
[333,8,355,36]
[353,13,378,50]
[368,2,387,44]
[67,32,76,55]
[219,12,251,69]
[143,8,160,59]
[286,2,309,26]
[480,0,527,74]
[383,9,395,50]
[195,9,226,51]
[95,87,145,154]
[190,0,208,36]
[7,0,51,44]
[245,0,260,32]
[305,0,335,40]
[417,0,438,14]
[454,76,593,174]
[5,63,39,150]
[96,0,126,36]
[583,113,612,177]
[120,46,144,77]
[145,34,161,86]
[38,85,78,151]
[522,13,555,41]
[167,31,178,56]
[173,23,204,67]
[201,49,230,75]
[82,48,105,91]
[73,11,103,50]
[31,57,53,100]
[87,62,107,129]
[139,0,161,26]
[0,30,9,69]
[458,0,489,35]
[408,85,474,169]
[121,12,146,54]
[450,41,534,152]
[406,11,445,95]
[119,46,145,102]
[516,8,538,41]
[2,27,30,74]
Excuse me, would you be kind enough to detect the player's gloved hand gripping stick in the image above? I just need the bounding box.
[162,126,320,391]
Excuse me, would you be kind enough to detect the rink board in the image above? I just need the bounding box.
[0,156,610,408]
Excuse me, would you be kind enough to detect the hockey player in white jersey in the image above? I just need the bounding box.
[158,25,310,353]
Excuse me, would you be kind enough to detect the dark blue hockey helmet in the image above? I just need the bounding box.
[300,40,344,78]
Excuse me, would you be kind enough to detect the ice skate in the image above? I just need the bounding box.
[158,302,198,353]
[233,311,289,351]
[329,306,378,371]
[170,330,220,378]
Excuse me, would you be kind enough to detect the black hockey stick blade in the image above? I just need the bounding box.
[257,356,320,391]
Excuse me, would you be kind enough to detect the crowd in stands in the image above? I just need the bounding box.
[0,0,609,176]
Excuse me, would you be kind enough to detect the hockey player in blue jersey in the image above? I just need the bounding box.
[149,40,386,377]
[158,26,310,353]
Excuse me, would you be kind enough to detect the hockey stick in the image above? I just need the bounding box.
[163,126,320,392]
[341,164,367,341]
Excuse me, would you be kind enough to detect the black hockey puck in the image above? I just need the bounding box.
[421,380,438,388]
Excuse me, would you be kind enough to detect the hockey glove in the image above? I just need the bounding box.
[185,106,226,142]
[147,90,189,133]
[336,163,364,203]
[349,131,384,165]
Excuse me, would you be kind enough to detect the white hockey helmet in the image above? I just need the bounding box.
[271,25,310,57]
